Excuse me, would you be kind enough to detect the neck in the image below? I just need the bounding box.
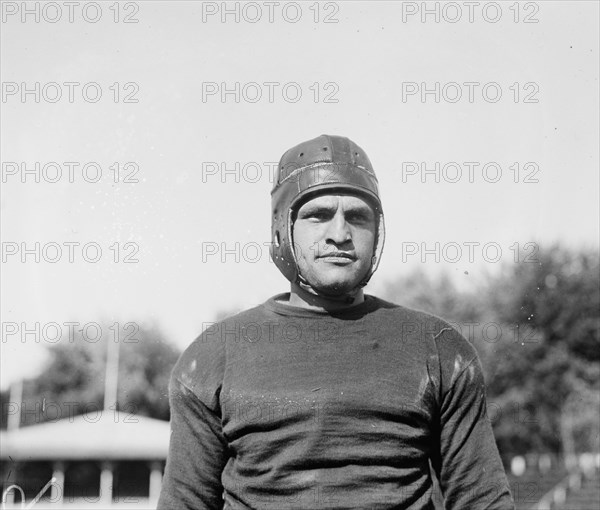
[288,283,365,312]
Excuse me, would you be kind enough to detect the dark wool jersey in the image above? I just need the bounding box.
[158,294,514,510]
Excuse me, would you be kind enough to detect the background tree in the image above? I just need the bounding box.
[0,323,181,428]
[484,245,600,456]
[380,245,600,458]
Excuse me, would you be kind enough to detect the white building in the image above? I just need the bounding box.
[0,411,169,509]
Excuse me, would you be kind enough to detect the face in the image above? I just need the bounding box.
[292,193,377,296]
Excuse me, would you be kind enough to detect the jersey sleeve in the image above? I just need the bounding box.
[157,334,228,510]
[436,351,514,509]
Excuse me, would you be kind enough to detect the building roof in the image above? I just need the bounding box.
[0,412,170,461]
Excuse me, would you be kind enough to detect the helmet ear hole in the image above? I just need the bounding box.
[274,231,281,248]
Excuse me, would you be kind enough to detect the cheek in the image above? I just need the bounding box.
[357,230,376,254]
[293,224,325,251]
[292,226,313,260]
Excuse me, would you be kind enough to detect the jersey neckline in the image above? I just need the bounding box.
[264,292,380,319]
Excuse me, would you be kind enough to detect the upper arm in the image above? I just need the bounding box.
[157,333,228,510]
[437,354,514,509]
[157,378,229,510]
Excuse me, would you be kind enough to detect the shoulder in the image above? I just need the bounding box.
[368,295,466,340]
[171,303,269,399]
[368,295,480,388]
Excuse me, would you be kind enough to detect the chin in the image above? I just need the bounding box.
[305,266,368,294]
[312,278,358,296]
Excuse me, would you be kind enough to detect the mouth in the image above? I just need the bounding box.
[317,252,356,262]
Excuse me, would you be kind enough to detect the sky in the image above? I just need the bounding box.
[1,0,599,389]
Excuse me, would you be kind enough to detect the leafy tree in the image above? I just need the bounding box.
[484,245,599,455]
[117,326,181,420]
[0,323,181,428]
[380,245,600,457]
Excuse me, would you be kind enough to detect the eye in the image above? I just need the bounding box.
[307,211,329,221]
[298,208,332,221]
[347,212,373,224]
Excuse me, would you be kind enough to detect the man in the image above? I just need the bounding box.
[158,135,514,509]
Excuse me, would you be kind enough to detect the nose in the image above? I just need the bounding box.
[325,210,351,245]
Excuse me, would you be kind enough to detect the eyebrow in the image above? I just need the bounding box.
[346,206,375,220]
[298,203,374,218]
[299,204,336,215]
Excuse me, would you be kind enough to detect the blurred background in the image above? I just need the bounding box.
[1,1,598,509]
